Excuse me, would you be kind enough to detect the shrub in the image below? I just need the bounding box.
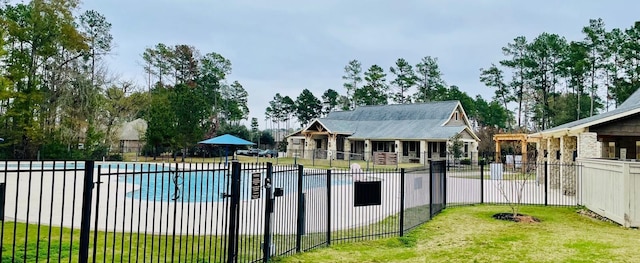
[107,154,124,161]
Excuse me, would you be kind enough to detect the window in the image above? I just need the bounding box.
[403,141,419,157]
[293,139,301,145]
[373,141,393,152]
[608,142,615,158]
[403,141,409,156]
[636,141,640,159]
[454,111,459,120]
[464,143,469,158]
[440,142,447,157]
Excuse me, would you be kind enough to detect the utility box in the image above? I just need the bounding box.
[490,163,503,180]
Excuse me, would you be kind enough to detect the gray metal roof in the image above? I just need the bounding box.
[541,88,640,133]
[317,101,468,140]
[119,118,147,141]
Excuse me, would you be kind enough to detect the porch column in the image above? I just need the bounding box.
[471,141,479,165]
[536,138,548,185]
[577,132,600,158]
[304,134,314,159]
[495,140,501,163]
[548,137,561,189]
[521,139,528,166]
[344,139,351,161]
[328,134,337,160]
[561,136,577,196]
[364,139,371,161]
[395,139,402,164]
[420,140,427,165]
[559,136,565,191]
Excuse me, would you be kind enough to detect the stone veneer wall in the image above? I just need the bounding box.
[578,132,601,158]
[549,137,561,189]
[537,139,548,185]
[561,136,577,196]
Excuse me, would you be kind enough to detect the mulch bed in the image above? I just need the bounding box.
[493,213,541,223]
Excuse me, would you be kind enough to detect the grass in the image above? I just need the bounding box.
[276,205,640,263]
[1,221,232,262]
[1,203,432,262]
[4,205,633,262]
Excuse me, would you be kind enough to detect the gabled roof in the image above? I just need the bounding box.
[530,88,640,137]
[119,118,147,141]
[304,101,478,141]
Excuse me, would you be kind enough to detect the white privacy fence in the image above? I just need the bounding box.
[578,158,640,227]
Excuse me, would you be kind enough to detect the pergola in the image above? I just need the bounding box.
[493,133,538,164]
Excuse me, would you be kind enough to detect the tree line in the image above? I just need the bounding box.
[266,56,512,133]
[0,0,252,159]
[2,1,639,160]
[483,19,640,131]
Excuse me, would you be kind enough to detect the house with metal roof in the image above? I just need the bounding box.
[529,88,640,163]
[286,101,480,165]
[118,118,147,153]
[527,88,640,195]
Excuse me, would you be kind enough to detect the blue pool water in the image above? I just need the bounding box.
[0,161,352,203]
[112,164,351,202]
[1,162,85,170]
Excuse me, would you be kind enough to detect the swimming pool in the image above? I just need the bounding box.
[0,161,85,170]
[113,165,352,202]
[0,161,353,203]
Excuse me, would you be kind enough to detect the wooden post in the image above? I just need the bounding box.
[495,141,501,163]
[521,139,527,172]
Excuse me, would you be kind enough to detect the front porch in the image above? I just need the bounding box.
[296,134,477,165]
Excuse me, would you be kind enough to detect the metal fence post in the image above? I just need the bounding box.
[227,161,242,263]
[544,161,548,206]
[295,165,304,253]
[0,182,5,220]
[443,161,447,208]
[326,169,332,246]
[480,162,484,204]
[399,168,405,236]
[429,161,433,217]
[78,161,95,263]
[263,162,274,262]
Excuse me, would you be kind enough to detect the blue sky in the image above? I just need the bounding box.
[81,0,640,129]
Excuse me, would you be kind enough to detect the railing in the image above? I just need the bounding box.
[0,159,582,263]
[446,161,580,208]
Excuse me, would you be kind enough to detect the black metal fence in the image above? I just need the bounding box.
[446,161,581,207]
[0,159,580,262]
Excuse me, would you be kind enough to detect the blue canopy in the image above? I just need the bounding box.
[199,134,255,145]
[199,134,254,166]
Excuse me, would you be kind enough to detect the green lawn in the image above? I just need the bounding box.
[4,205,633,262]
[1,221,231,262]
[276,205,639,263]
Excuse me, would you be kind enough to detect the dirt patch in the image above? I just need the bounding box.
[493,213,541,223]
